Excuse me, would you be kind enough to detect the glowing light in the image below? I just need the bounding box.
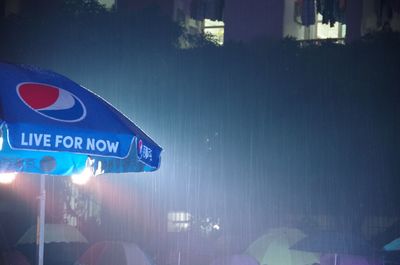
[71,167,93,185]
[0,172,17,184]
[71,157,101,185]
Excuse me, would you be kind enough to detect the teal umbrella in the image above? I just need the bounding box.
[384,237,400,251]
[246,227,320,265]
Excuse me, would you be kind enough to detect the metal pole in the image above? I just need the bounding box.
[37,174,46,265]
[334,253,338,265]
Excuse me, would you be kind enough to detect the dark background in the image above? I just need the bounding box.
[1,1,400,264]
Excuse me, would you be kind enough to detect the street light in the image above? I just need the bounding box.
[70,158,102,185]
[71,167,93,185]
[0,172,17,184]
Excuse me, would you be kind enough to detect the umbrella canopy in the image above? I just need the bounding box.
[76,241,153,265]
[209,254,259,265]
[383,237,400,251]
[17,224,88,245]
[246,227,320,265]
[16,224,88,265]
[0,62,162,265]
[290,230,375,257]
[0,63,162,176]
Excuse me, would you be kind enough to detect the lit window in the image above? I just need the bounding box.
[316,14,346,39]
[97,0,115,9]
[168,211,192,232]
[204,19,225,45]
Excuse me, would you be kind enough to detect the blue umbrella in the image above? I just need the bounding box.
[0,62,162,265]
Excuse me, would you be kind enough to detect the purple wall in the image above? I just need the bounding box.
[223,0,365,43]
[224,0,285,42]
[345,0,363,42]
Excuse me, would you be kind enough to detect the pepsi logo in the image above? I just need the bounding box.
[136,138,153,162]
[17,82,86,122]
[137,139,143,159]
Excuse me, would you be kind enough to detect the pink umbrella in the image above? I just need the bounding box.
[210,254,259,265]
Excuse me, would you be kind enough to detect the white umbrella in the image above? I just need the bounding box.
[17,224,88,245]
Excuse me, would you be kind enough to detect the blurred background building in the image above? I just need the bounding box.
[1,0,400,45]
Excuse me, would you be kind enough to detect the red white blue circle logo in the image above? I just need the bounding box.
[137,139,143,159]
[17,82,87,122]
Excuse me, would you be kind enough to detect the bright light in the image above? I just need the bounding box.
[0,172,17,184]
[71,167,93,185]
[0,134,3,150]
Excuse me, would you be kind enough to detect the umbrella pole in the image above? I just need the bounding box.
[334,253,338,265]
[37,174,46,265]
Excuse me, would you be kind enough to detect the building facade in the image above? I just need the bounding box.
[180,0,400,43]
[2,0,399,44]
[172,0,400,45]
